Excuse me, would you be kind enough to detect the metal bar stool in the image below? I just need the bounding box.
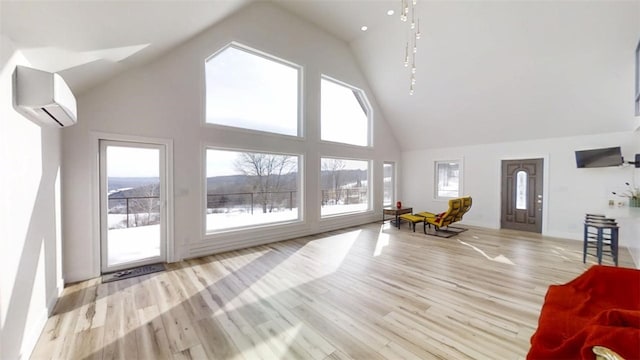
[583,214,619,266]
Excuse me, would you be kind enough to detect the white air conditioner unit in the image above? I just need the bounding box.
[13,65,77,127]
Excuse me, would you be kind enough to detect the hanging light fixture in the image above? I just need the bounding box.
[401,0,421,95]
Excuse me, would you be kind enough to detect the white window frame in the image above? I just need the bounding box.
[90,132,175,277]
[203,147,303,234]
[320,157,372,218]
[204,42,303,137]
[320,75,372,147]
[434,159,463,200]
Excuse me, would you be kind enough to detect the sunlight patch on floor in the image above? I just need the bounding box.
[253,322,303,359]
[458,239,515,265]
[217,230,361,314]
[307,230,361,272]
[374,226,390,256]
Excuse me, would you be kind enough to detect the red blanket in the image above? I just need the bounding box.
[528,265,640,359]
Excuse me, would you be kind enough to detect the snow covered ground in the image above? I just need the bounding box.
[206,203,369,231]
[320,203,368,217]
[107,203,369,266]
[107,224,160,266]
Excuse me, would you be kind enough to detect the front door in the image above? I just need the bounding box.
[501,158,543,233]
[99,140,167,273]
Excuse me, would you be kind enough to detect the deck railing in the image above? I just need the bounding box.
[206,187,368,213]
[206,191,297,215]
[108,187,368,226]
[108,196,160,228]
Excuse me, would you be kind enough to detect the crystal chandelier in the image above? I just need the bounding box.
[401,0,421,95]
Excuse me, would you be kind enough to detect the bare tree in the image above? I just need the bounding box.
[321,158,346,204]
[234,153,296,213]
[129,183,160,226]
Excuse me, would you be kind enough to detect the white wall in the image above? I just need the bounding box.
[62,2,401,282]
[0,35,64,359]
[402,131,639,257]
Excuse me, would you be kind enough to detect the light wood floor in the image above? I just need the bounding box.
[32,223,635,359]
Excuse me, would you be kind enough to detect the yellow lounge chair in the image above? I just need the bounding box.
[417,196,472,237]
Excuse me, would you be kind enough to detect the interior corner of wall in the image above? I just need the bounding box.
[0,34,17,70]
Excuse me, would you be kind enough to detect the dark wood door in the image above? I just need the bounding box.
[501,159,543,233]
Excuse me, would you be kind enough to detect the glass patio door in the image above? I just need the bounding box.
[99,140,166,273]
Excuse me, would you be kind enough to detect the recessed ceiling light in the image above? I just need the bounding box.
[361,25,368,31]
[387,9,395,16]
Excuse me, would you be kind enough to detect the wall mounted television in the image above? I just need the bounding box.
[575,147,623,168]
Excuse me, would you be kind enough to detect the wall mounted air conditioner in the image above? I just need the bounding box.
[13,65,77,127]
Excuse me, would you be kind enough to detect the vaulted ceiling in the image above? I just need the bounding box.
[1,0,638,149]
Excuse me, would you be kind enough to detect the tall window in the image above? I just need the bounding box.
[435,160,461,199]
[383,162,395,206]
[205,44,300,136]
[636,39,639,116]
[321,77,370,146]
[206,149,300,232]
[320,158,369,217]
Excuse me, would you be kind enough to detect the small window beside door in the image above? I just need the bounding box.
[383,162,395,207]
[635,38,639,116]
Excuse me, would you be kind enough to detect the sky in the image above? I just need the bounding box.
[206,149,243,177]
[205,46,298,136]
[320,78,368,146]
[107,146,159,177]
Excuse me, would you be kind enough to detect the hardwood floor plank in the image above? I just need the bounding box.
[323,349,355,360]
[192,316,241,360]
[377,341,428,360]
[31,223,637,359]
[236,276,337,359]
[151,276,200,354]
[173,344,209,360]
[68,327,105,360]
[290,302,386,360]
[73,278,102,333]
[102,280,139,360]
[136,305,173,359]
[31,280,92,359]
